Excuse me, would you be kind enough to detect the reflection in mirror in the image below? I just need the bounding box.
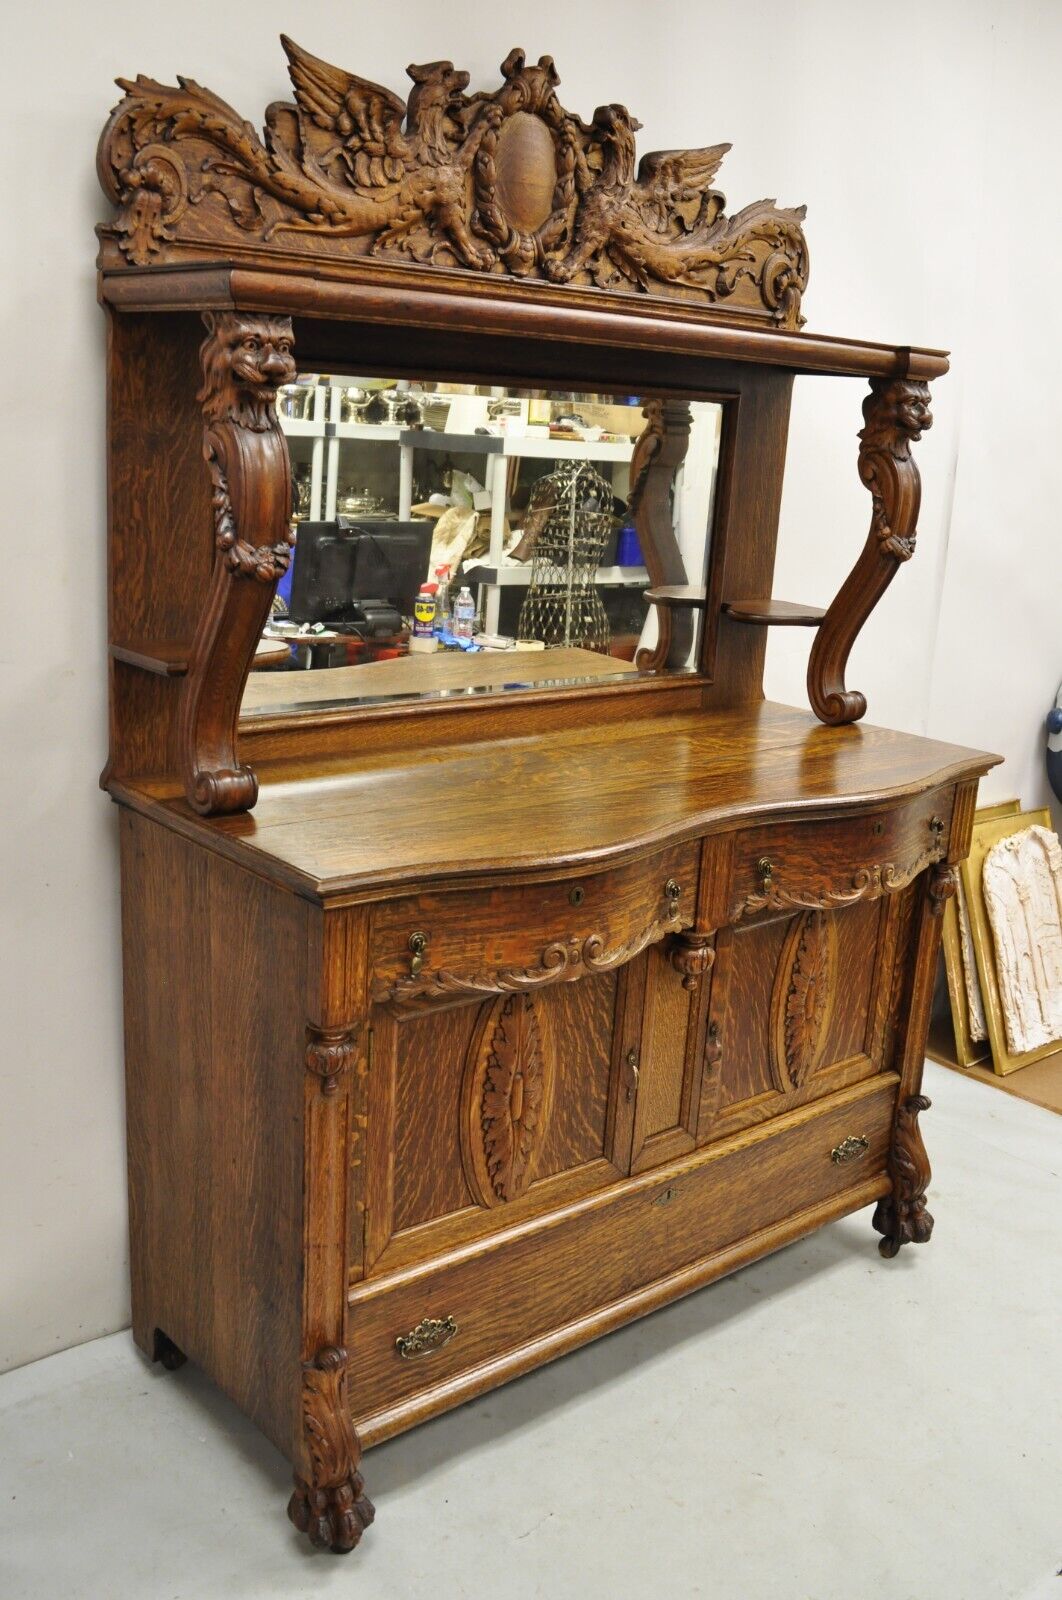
[240,378,722,720]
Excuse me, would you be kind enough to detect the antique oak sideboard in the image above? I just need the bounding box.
[97,38,997,1553]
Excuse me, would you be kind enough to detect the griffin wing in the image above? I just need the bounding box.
[630,143,732,232]
[281,34,410,186]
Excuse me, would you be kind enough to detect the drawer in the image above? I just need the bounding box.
[370,840,700,1010]
[346,1076,896,1430]
[727,788,954,922]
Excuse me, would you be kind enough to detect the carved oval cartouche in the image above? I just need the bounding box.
[492,112,557,234]
[462,991,553,1208]
[770,910,838,1090]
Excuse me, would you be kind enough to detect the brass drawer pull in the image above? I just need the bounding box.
[831,1134,870,1165]
[664,878,682,916]
[395,1315,458,1359]
[408,930,429,976]
[757,856,774,888]
[929,815,945,837]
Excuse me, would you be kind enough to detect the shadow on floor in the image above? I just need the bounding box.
[149,1201,885,1511]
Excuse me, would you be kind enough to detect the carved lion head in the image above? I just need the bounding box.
[862,378,933,451]
[197,312,296,431]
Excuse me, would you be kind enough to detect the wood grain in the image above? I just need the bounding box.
[346,1077,897,1429]
[110,707,994,903]
[119,811,307,1458]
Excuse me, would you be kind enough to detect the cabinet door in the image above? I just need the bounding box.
[360,968,638,1279]
[622,944,705,1174]
[697,891,909,1144]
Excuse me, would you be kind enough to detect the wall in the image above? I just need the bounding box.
[1,0,1059,1372]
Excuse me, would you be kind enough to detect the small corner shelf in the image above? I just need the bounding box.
[643,585,707,609]
[111,640,191,676]
[723,599,825,627]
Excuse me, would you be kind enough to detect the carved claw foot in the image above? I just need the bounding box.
[287,1470,375,1554]
[872,1093,934,1258]
[152,1329,187,1370]
[290,1345,373,1554]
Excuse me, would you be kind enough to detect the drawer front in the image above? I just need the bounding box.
[370,841,700,1010]
[727,788,954,922]
[347,1077,896,1427]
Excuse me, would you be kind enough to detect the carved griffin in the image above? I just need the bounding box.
[97,35,809,325]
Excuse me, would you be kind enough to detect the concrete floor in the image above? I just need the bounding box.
[1,1063,1058,1600]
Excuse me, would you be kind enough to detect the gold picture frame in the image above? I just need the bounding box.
[962,806,1061,1076]
[938,799,1019,1067]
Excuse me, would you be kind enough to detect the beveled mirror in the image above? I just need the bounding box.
[239,376,722,722]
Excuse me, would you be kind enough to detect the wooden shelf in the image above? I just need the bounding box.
[112,638,288,676]
[111,640,190,676]
[467,563,648,589]
[723,599,825,626]
[643,586,707,609]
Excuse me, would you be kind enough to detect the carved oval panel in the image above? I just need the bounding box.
[461,992,554,1207]
[492,112,558,234]
[770,910,838,1090]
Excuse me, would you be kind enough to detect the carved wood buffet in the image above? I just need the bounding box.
[98,37,999,1553]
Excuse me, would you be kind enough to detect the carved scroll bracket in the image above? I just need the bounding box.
[872,1094,933,1258]
[288,1346,374,1554]
[631,400,694,673]
[807,378,932,726]
[177,312,295,816]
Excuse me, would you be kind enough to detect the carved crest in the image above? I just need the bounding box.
[97,36,809,326]
[461,992,553,1207]
[770,911,838,1089]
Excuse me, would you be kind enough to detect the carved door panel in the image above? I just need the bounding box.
[622,945,704,1174]
[697,895,900,1144]
[360,969,633,1279]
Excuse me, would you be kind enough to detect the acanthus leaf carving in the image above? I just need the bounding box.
[97,37,809,327]
[462,992,553,1208]
[732,843,945,922]
[305,1023,359,1096]
[287,1346,375,1554]
[770,911,838,1090]
[667,930,715,992]
[374,907,688,1012]
[807,378,933,726]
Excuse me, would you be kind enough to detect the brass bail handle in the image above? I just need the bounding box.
[408,930,429,976]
